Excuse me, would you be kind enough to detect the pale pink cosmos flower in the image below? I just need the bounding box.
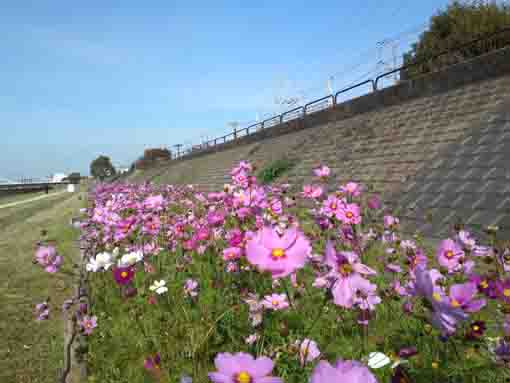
[184,279,199,297]
[35,245,63,273]
[310,359,378,383]
[436,239,465,272]
[245,333,260,345]
[339,182,362,197]
[351,277,381,311]
[208,352,282,383]
[302,185,323,199]
[324,241,376,308]
[295,338,321,366]
[321,195,344,217]
[246,226,311,279]
[313,165,331,178]
[383,215,399,228]
[80,315,98,335]
[143,194,165,210]
[262,293,289,311]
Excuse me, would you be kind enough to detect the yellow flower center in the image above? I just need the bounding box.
[120,271,128,278]
[480,280,489,289]
[339,263,352,276]
[445,250,454,259]
[272,300,279,307]
[346,211,353,218]
[451,299,461,308]
[236,371,251,383]
[431,362,439,369]
[504,289,510,297]
[473,325,480,331]
[432,292,442,302]
[331,203,337,210]
[272,248,285,258]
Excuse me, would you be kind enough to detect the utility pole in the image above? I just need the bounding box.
[173,144,183,159]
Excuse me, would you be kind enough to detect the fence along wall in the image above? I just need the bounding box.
[129,46,510,239]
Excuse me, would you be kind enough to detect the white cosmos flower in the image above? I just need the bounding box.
[367,352,391,369]
[119,250,143,266]
[86,252,113,272]
[149,280,168,295]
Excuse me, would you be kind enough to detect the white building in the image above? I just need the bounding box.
[51,173,67,183]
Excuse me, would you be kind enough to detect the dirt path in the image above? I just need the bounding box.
[0,190,68,210]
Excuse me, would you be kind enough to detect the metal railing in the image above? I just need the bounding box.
[171,27,510,160]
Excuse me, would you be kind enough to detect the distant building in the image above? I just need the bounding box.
[51,173,67,183]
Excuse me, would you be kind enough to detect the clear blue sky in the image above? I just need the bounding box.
[1,0,449,179]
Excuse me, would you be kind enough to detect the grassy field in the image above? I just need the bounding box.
[0,191,84,383]
[0,187,67,206]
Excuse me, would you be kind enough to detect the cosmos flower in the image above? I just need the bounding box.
[246,226,311,279]
[261,293,289,311]
[79,315,98,335]
[310,359,378,383]
[208,352,282,383]
[112,266,135,285]
[35,245,63,273]
[149,280,168,295]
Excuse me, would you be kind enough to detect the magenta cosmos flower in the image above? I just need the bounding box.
[208,352,282,383]
[246,226,311,279]
[35,245,63,273]
[436,239,465,272]
[310,359,378,383]
[112,266,135,285]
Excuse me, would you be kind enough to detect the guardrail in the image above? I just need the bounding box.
[171,27,510,159]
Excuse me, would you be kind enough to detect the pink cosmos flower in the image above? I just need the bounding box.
[143,195,165,210]
[79,315,97,335]
[448,282,486,312]
[324,241,376,308]
[436,239,465,272]
[246,226,311,279]
[223,247,242,261]
[142,214,161,236]
[384,215,399,228]
[302,185,323,199]
[322,195,344,217]
[339,182,362,197]
[313,165,331,178]
[184,279,199,297]
[310,359,378,383]
[35,245,63,273]
[262,293,289,310]
[336,202,362,225]
[208,352,282,383]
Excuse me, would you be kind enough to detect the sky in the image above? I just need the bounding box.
[0,0,450,179]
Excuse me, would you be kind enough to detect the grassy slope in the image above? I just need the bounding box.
[0,192,84,383]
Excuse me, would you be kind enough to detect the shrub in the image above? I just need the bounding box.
[256,158,295,184]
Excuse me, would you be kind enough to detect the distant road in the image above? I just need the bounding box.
[0,190,68,210]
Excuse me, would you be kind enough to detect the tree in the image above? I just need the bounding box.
[402,0,510,79]
[90,155,116,181]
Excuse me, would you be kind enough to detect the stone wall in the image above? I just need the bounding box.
[128,47,510,239]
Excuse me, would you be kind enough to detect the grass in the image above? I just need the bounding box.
[83,182,509,383]
[0,187,65,206]
[0,192,85,383]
